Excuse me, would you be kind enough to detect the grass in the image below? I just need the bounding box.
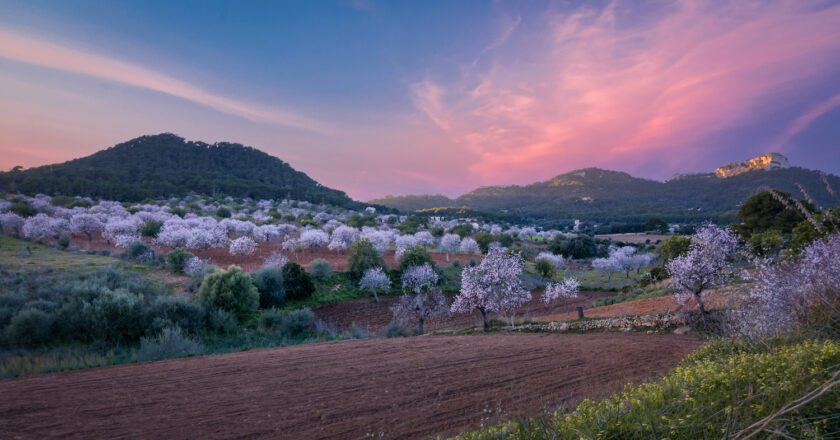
[447,338,840,439]
[0,235,117,272]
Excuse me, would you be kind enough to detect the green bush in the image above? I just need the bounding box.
[56,234,71,250]
[534,259,553,278]
[136,327,203,362]
[309,258,332,281]
[3,308,55,347]
[347,239,386,280]
[139,219,163,237]
[254,266,285,308]
[148,296,206,335]
[166,247,194,273]
[451,259,461,267]
[281,262,315,301]
[398,245,435,272]
[196,265,259,323]
[259,308,315,337]
[187,264,219,293]
[126,240,154,261]
[9,202,37,218]
[205,308,238,334]
[82,288,147,344]
[385,319,407,338]
[216,206,231,218]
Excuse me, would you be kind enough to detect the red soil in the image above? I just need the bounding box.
[539,290,731,321]
[315,291,613,334]
[0,332,701,440]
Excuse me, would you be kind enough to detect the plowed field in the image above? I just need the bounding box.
[0,333,701,440]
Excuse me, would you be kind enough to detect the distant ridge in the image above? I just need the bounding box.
[370,156,840,224]
[0,133,358,207]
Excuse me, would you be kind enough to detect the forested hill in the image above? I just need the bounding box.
[0,133,357,206]
[370,166,840,224]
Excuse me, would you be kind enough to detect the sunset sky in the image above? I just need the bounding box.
[1,0,839,200]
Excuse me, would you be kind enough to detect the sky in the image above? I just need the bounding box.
[1,0,839,201]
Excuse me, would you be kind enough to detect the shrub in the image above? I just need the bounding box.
[535,258,554,278]
[148,296,206,335]
[196,266,259,323]
[9,202,37,218]
[136,327,203,362]
[139,219,163,237]
[309,258,332,281]
[166,247,194,273]
[451,259,461,267]
[347,239,386,280]
[216,207,231,218]
[126,240,154,262]
[398,245,435,272]
[281,262,315,301]
[205,308,238,334]
[3,308,55,347]
[385,319,408,338]
[56,234,71,250]
[254,266,285,308]
[260,308,316,337]
[187,264,219,293]
[82,288,148,344]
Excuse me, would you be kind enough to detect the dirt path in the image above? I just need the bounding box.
[539,291,732,321]
[315,291,613,333]
[0,333,700,440]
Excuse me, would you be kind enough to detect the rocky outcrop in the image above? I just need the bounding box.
[715,153,790,178]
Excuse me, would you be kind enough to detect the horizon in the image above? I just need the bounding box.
[2,1,840,200]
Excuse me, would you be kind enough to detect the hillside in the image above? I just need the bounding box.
[371,157,840,224]
[0,134,357,206]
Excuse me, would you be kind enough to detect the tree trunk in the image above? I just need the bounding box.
[418,316,424,335]
[86,231,92,241]
[373,289,379,302]
[479,307,489,331]
[695,291,710,328]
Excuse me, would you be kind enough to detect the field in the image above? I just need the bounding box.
[0,332,701,440]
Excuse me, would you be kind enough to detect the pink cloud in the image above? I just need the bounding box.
[411,0,840,184]
[0,30,330,134]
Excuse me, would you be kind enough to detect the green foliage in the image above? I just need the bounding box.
[385,319,408,338]
[534,259,554,278]
[737,190,811,238]
[398,245,435,271]
[83,288,147,344]
[449,223,474,238]
[253,266,285,308]
[644,216,668,233]
[3,308,54,347]
[549,235,605,259]
[0,133,357,206]
[451,339,840,440]
[657,235,690,267]
[259,308,315,337]
[139,219,163,237]
[345,213,376,228]
[787,207,840,253]
[9,201,37,217]
[166,247,194,273]
[215,206,231,218]
[747,228,785,257]
[309,258,332,281]
[126,240,154,261]
[56,234,71,250]
[196,265,259,323]
[395,216,427,234]
[347,239,386,280]
[136,327,203,362]
[187,264,219,293]
[281,262,315,301]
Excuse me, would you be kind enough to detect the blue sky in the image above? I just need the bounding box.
[1,0,839,200]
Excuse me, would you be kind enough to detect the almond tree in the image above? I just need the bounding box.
[299,229,329,252]
[359,266,391,302]
[391,263,448,334]
[667,224,740,327]
[543,278,580,304]
[451,249,531,330]
[0,212,24,235]
[229,236,257,262]
[328,225,359,253]
[458,237,480,255]
[439,233,461,261]
[70,213,104,241]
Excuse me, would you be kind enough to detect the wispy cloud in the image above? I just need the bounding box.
[0,30,331,134]
[411,0,840,183]
[769,91,840,152]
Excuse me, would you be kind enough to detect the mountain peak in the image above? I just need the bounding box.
[715,153,790,178]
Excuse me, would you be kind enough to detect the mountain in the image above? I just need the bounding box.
[0,133,357,207]
[370,154,840,224]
